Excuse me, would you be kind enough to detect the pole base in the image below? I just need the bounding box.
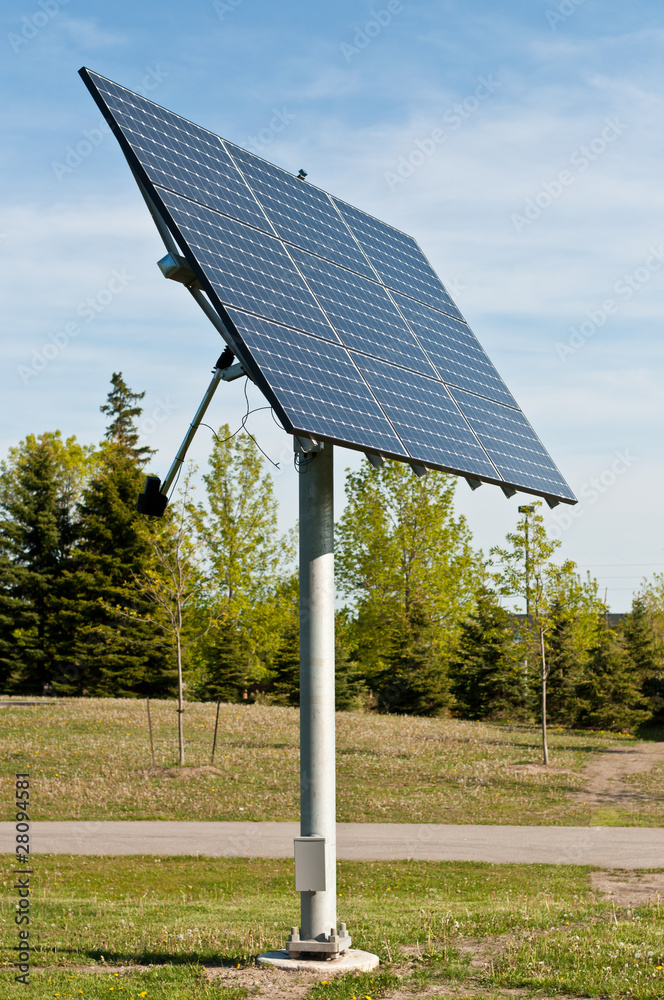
[257,949,379,974]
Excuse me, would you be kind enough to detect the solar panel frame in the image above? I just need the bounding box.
[78,66,576,505]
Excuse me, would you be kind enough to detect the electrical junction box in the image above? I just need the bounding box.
[294,836,326,892]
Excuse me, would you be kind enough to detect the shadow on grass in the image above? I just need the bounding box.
[36,948,250,967]
[635,723,664,742]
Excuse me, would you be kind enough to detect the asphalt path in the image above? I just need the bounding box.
[2,822,663,868]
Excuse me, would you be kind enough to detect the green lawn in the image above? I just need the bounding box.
[1,854,663,998]
[0,698,650,826]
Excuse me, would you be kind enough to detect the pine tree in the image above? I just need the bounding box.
[70,375,171,696]
[622,597,663,721]
[576,617,650,731]
[269,614,300,706]
[374,601,449,716]
[544,602,585,726]
[450,589,524,720]
[334,615,367,712]
[100,372,154,464]
[0,432,90,693]
[201,613,250,702]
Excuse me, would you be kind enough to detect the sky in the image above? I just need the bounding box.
[2,0,663,611]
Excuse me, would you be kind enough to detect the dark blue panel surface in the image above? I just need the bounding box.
[79,67,576,504]
[450,389,576,500]
[157,187,338,342]
[393,294,518,407]
[226,143,376,277]
[334,200,464,319]
[85,72,269,231]
[225,309,408,457]
[353,355,499,478]
[290,248,437,377]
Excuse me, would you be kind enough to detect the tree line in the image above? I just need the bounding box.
[1,373,662,735]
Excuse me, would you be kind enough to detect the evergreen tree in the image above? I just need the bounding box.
[450,589,523,720]
[70,375,171,696]
[374,601,449,716]
[100,372,154,464]
[200,613,250,702]
[544,601,585,726]
[334,615,367,711]
[0,432,91,693]
[622,596,664,720]
[269,614,300,706]
[576,617,649,731]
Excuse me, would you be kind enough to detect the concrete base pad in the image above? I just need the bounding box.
[257,949,379,974]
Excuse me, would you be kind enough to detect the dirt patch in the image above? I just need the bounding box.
[137,765,226,779]
[576,742,664,808]
[510,763,572,776]
[203,962,326,999]
[591,869,664,908]
[400,935,514,972]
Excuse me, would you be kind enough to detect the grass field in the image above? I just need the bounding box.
[0,697,653,826]
[1,854,664,998]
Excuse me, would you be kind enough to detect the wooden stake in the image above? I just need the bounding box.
[146,697,155,769]
[210,697,221,766]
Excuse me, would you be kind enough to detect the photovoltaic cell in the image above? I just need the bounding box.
[156,186,337,342]
[87,74,269,231]
[225,308,408,457]
[392,294,518,407]
[290,248,437,377]
[334,199,465,321]
[79,67,576,504]
[352,354,499,479]
[449,388,576,501]
[225,143,376,278]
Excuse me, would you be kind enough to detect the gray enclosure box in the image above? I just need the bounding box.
[294,836,326,892]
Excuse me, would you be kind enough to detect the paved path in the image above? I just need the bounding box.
[2,822,663,868]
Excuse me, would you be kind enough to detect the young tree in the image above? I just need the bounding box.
[491,504,561,764]
[450,588,524,720]
[116,469,218,764]
[196,425,294,698]
[336,460,482,706]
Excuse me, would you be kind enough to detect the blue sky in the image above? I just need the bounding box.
[2,0,663,610]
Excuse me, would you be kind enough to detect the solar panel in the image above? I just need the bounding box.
[79,67,576,505]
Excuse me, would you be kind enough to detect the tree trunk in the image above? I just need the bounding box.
[540,627,549,766]
[177,633,185,766]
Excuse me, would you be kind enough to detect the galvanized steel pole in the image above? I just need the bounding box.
[299,444,337,941]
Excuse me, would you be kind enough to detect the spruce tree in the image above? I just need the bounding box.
[200,613,249,702]
[622,597,663,721]
[0,433,88,693]
[100,372,154,464]
[544,604,584,727]
[269,614,300,706]
[450,589,523,720]
[334,616,367,711]
[71,374,171,696]
[374,601,449,716]
[576,618,649,731]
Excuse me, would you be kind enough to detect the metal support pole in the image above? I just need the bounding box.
[299,444,336,942]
